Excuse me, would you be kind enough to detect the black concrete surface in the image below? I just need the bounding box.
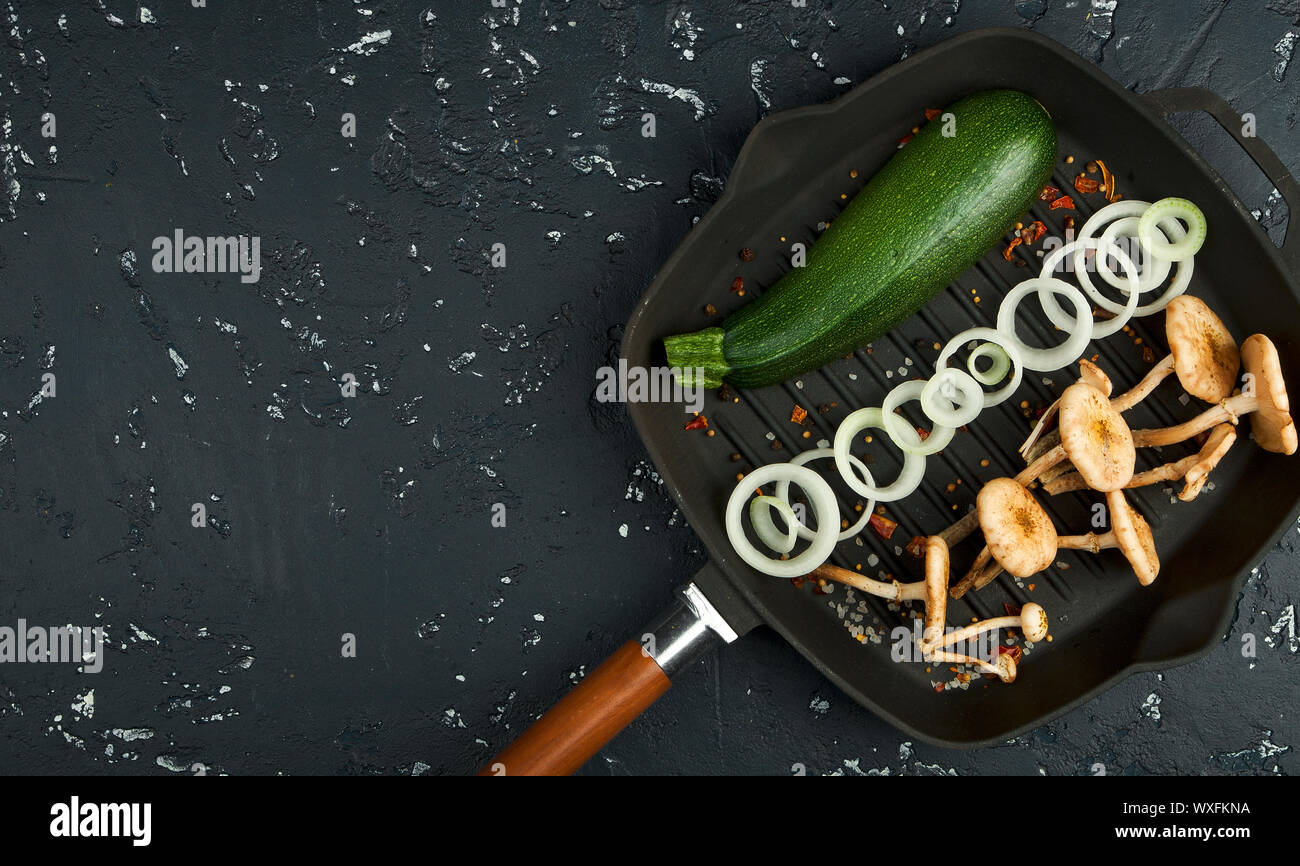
[0,0,1296,776]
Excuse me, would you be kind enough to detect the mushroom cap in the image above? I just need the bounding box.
[1018,602,1049,643]
[1077,358,1113,396]
[976,478,1057,578]
[992,652,1018,683]
[1241,333,1297,455]
[1164,295,1240,403]
[1058,382,1136,491]
[1179,423,1237,502]
[1105,489,1160,585]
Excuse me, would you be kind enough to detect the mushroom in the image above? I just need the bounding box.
[809,537,952,650]
[1129,334,1296,455]
[1056,490,1160,585]
[950,478,1058,598]
[1109,295,1240,412]
[941,381,1138,548]
[1019,358,1113,457]
[930,602,1049,652]
[1015,382,1136,491]
[1042,422,1236,501]
[951,479,1159,598]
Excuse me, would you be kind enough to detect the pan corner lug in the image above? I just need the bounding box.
[642,582,740,678]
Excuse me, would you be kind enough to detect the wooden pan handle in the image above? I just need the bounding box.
[478,640,670,776]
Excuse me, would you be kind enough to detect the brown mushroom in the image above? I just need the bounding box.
[928,647,1018,683]
[1015,382,1136,492]
[1109,295,1240,412]
[931,602,1050,651]
[1129,334,1296,455]
[952,478,1160,598]
[1020,359,1114,457]
[1056,490,1160,585]
[1042,422,1236,501]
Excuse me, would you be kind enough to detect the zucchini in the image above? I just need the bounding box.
[664,89,1057,389]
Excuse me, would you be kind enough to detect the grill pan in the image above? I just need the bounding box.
[482,28,1300,774]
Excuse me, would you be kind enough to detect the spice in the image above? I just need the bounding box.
[1096,159,1117,202]
[1002,237,1023,261]
[739,247,755,262]
[867,512,898,540]
[729,276,744,293]
[924,107,942,122]
[905,535,927,558]
[1049,195,1076,210]
[790,405,808,424]
[1073,174,1101,194]
[703,303,717,316]
[684,415,708,431]
[1039,185,1061,202]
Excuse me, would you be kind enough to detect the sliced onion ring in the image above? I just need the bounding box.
[749,496,798,554]
[937,327,1025,407]
[774,447,875,542]
[995,277,1093,372]
[967,342,1011,386]
[833,407,927,503]
[1070,199,1193,316]
[1040,238,1140,339]
[882,380,955,456]
[726,464,840,578]
[1138,197,1206,261]
[921,368,985,428]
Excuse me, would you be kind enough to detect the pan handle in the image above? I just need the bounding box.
[478,581,739,775]
[1143,86,1300,274]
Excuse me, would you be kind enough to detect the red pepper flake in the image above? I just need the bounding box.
[1003,602,1022,617]
[998,644,1023,665]
[1029,220,1047,243]
[790,405,808,424]
[791,575,807,589]
[934,683,946,693]
[1073,173,1100,194]
[1096,159,1117,202]
[905,535,927,558]
[739,247,755,262]
[915,426,931,441]
[703,303,717,316]
[896,132,914,148]
[684,415,708,431]
[923,107,943,122]
[729,276,744,293]
[1002,236,1023,261]
[868,512,898,541]
[1049,195,1076,211]
[1038,185,1061,202]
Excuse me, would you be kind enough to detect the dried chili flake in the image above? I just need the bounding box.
[1003,602,1022,617]
[1073,174,1101,194]
[998,644,1023,665]
[1096,159,1117,202]
[868,512,899,541]
[1030,220,1048,242]
[1002,236,1023,261]
[896,132,914,148]
[1049,195,1076,210]
[739,247,756,262]
[790,405,808,424]
[905,535,927,558]
[1038,185,1061,202]
[791,575,808,589]
[684,415,708,431]
[915,426,931,441]
[703,303,717,316]
[924,107,943,122]
[730,276,744,293]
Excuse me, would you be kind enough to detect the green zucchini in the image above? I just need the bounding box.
[664,89,1057,389]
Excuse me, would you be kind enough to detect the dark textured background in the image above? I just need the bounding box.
[0,0,1296,776]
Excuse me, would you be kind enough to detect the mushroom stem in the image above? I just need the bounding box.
[920,537,950,654]
[1110,353,1176,412]
[935,507,981,549]
[928,648,1017,682]
[808,563,925,602]
[1014,443,1067,486]
[1042,453,1199,495]
[949,545,997,600]
[1056,531,1118,553]
[1130,393,1255,448]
